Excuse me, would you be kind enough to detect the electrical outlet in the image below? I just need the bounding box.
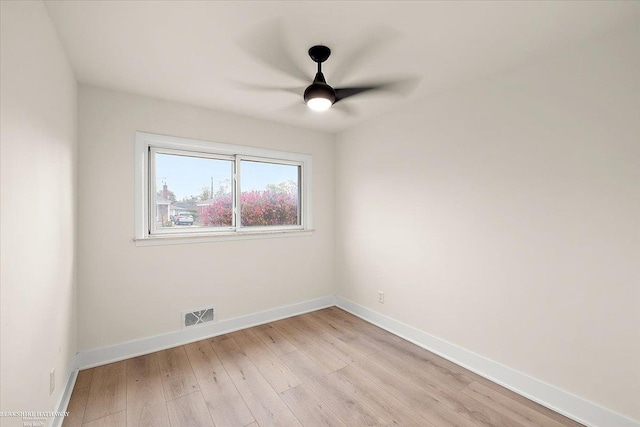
[378,291,384,304]
[50,368,55,395]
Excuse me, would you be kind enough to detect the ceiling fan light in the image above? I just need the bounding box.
[304,82,336,112]
[307,97,333,112]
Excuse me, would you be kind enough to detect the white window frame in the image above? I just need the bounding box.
[135,132,313,246]
[149,147,236,235]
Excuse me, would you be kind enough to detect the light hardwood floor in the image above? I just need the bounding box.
[63,307,584,427]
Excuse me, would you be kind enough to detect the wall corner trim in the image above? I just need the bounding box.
[49,365,78,427]
[334,296,639,427]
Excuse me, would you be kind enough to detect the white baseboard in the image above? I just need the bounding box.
[49,367,77,427]
[53,296,335,424]
[55,295,637,427]
[52,296,334,423]
[335,296,639,427]
[75,295,335,369]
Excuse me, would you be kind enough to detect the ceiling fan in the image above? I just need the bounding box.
[237,24,417,114]
[303,45,399,112]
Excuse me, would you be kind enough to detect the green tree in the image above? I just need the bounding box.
[198,186,212,201]
[215,178,231,197]
[181,195,199,204]
[157,189,176,202]
[265,179,297,195]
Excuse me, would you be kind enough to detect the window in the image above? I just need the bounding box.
[135,132,312,244]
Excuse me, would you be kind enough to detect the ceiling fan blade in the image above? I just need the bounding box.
[332,102,357,116]
[329,25,401,85]
[231,81,304,97]
[280,101,312,115]
[334,86,378,102]
[238,20,311,83]
[334,77,420,102]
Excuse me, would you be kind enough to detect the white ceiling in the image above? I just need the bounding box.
[45,1,639,133]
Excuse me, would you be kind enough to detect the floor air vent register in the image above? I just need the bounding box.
[181,307,215,328]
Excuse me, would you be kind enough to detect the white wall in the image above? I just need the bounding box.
[77,86,335,351]
[335,26,640,421]
[0,2,77,426]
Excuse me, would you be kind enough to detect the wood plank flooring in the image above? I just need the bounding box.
[64,307,584,427]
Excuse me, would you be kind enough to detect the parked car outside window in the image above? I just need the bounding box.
[175,213,194,225]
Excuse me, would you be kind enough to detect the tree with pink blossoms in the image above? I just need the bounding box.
[200,180,298,227]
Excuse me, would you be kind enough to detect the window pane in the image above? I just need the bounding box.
[240,160,300,227]
[155,153,233,231]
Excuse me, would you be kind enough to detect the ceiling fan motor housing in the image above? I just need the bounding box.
[304,81,336,104]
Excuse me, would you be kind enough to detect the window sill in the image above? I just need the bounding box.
[134,229,315,246]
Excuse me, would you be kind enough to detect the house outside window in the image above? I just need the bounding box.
[156,183,172,225]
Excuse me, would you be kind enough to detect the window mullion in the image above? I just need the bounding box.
[298,165,302,226]
[148,146,156,235]
[234,156,241,231]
